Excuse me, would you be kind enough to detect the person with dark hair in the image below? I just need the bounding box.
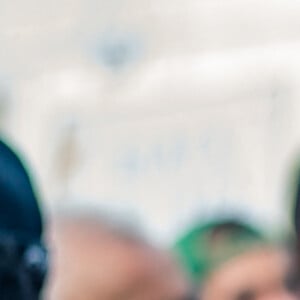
[0,139,47,299]
[174,219,297,300]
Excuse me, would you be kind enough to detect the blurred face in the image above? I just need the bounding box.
[46,220,191,300]
[199,247,297,300]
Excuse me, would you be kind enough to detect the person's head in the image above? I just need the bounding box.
[0,139,47,299]
[46,210,193,300]
[175,219,297,300]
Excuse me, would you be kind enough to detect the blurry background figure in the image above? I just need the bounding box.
[175,218,297,300]
[45,209,193,300]
[292,164,300,239]
[0,139,47,299]
[290,163,300,299]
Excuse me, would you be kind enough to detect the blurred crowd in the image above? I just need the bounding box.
[0,138,300,300]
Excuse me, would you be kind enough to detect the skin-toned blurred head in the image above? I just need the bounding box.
[45,213,191,300]
[199,246,297,300]
[175,220,298,300]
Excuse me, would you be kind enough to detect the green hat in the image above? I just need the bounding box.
[174,219,267,283]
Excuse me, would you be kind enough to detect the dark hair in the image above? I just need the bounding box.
[0,234,47,299]
[294,170,300,235]
[0,139,47,299]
